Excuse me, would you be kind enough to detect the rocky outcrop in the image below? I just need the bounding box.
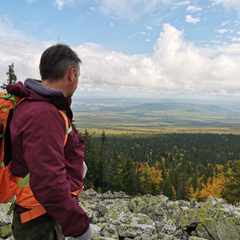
[1,189,240,240]
[0,203,13,239]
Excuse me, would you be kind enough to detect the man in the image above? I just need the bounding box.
[6,44,92,239]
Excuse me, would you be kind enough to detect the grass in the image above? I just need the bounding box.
[78,127,240,137]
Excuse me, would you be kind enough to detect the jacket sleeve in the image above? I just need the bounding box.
[20,105,90,237]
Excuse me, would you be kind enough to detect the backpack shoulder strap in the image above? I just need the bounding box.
[14,98,71,146]
[15,97,26,107]
[2,96,71,147]
[58,110,72,146]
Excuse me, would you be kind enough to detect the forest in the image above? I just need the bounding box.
[82,130,240,204]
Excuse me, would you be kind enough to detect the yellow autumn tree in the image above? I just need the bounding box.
[136,162,163,194]
[189,164,225,200]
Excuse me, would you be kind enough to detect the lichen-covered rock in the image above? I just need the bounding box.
[157,233,180,240]
[179,197,240,240]
[0,203,13,240]
[1,190,240,239]
[0,203,12,224]
[117,213,156,238]
[189,237,208,240]
[0,224,12,239]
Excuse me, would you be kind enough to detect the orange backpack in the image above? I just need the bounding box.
[0,92,25,203]
[0,92,75,223]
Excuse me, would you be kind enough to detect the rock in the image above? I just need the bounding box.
[112,191,129,199]
[80,188,99,200]
[189,237,208,240]
[0,203,13,240]
[0,204,12,224]
[0,236,14,240]
[1,190,240,239]
[157,233,180,240]
[117,213,156,238]
[102,191,114,199]
[91,224,101,238]
[0,224,12,239]
[179,200,240,240]
[100,223,118,238]
[92,237,117,240]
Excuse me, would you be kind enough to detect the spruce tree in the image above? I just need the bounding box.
[6,63,17,85]
[223,160,240,204]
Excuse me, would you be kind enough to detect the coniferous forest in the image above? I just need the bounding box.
[81,130,240,204]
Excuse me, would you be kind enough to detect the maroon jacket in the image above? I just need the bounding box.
[7,79,90,237]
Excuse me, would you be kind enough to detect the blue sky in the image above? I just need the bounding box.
[1,0,240,53]
[1,0,240,99]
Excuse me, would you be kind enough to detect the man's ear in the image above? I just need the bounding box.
[67,66,76,82]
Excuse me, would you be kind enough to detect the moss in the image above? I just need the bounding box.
[0,224,12,238]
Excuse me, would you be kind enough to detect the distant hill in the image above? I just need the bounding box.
[72,98,240,129]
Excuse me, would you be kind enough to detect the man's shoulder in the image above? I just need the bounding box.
[13,100,65,127]
[18,100,60,116]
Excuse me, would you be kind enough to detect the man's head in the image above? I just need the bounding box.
[40,44,81,97]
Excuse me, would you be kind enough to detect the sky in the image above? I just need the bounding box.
[1,0,240,99]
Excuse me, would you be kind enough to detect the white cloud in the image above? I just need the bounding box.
[212,0,240,9]
[2,19,240,97]
[54,0,76,10]
[175,1,191,6]
[55,0,65,10]
[185,15,200,24]
[146,25,153,31]
[0,17,50,82]
[97,0,178,20]
[109,21,115,28]
[75,24,240,96]
[221,21,230,26]
[52,0,177,18]
[49,0,189,20]
[217,28,229,34]
[231,37,240,42]
[186,5,202,13]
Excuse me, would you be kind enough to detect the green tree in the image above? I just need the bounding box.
[6,63,17,85]
[223,160,240,204]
